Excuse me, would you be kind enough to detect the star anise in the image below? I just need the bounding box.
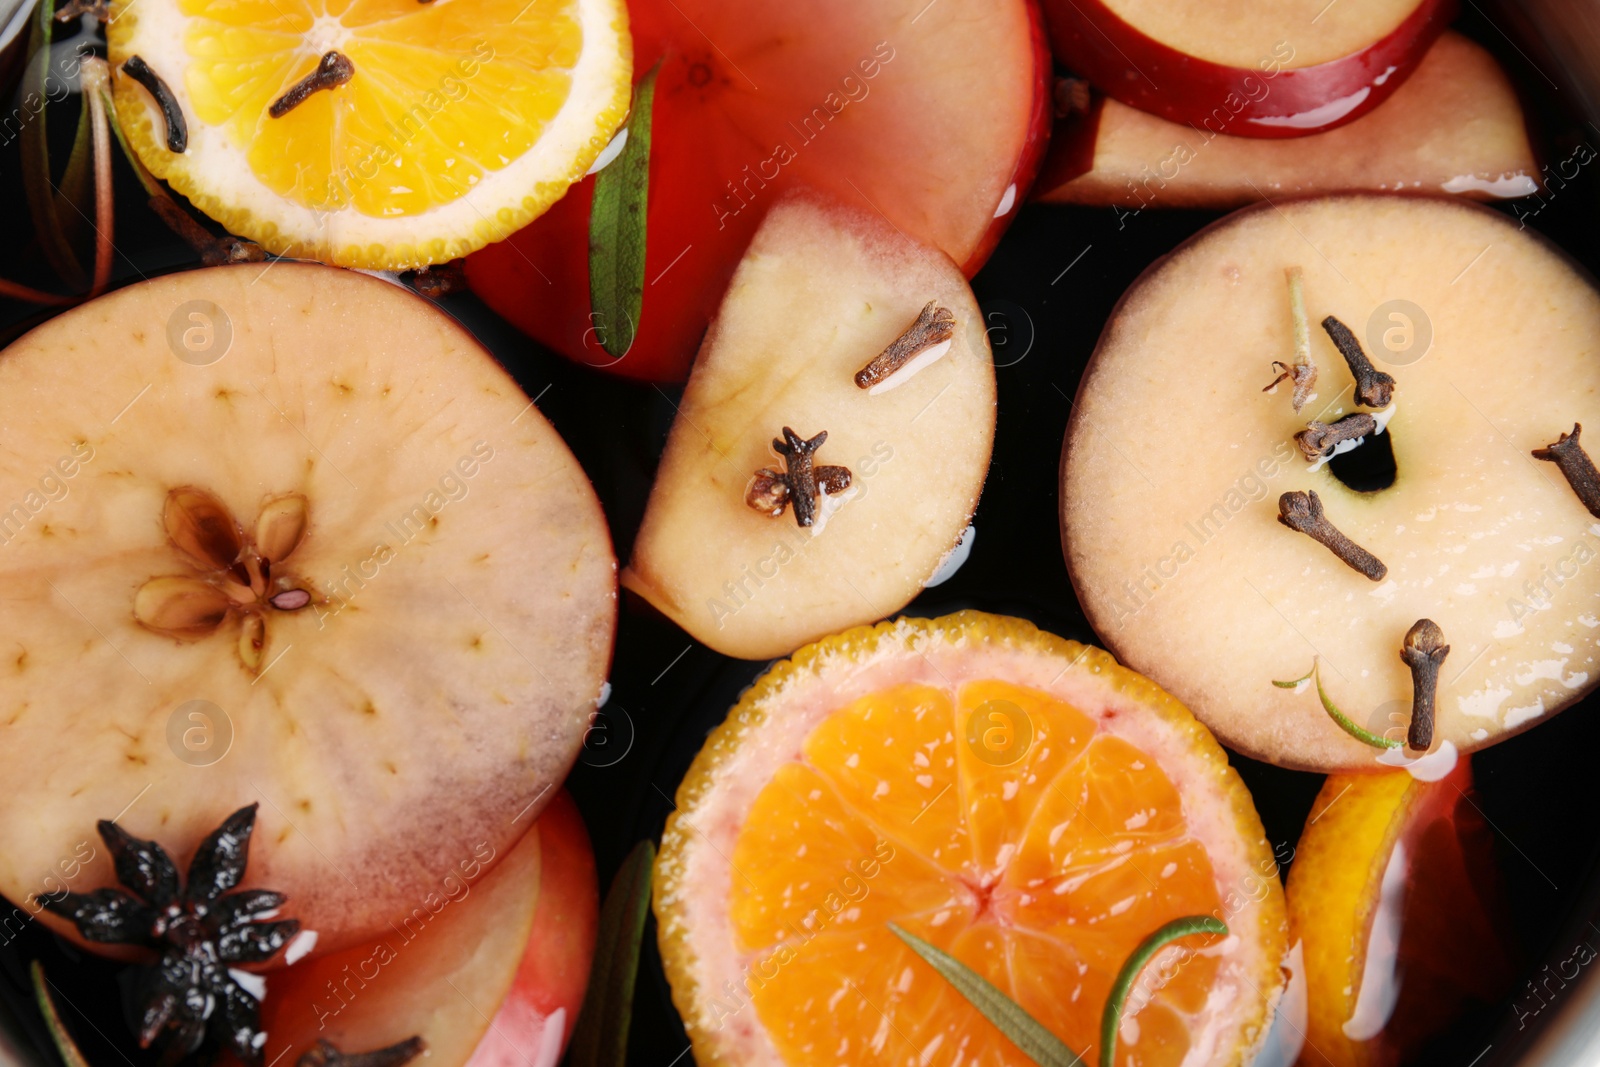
[40,804,299,1067]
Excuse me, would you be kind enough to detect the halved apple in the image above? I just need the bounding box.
[463,0,1051,383]
[1039,32,1539,209]
[1059,194,1600,771]
[0,263,615,957]
[622,192,995,659]
[1043,0,1454,136]
[231,792,597,1067]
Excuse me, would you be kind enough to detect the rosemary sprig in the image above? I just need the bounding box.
[1272,658,1400,749]
[889,924,1083,1066]
[1100,916,1227,1067]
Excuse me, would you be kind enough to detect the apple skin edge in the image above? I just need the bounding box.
[1042,0,1457,138]
[464,1,1054,384]
[464,790,599,1067]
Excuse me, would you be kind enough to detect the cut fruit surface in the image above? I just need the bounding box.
[621,193,995,660]
[463,0,1050,382]
[1287,759,1513,1066]
[1043,0,1452,136]
[106,0,632,268]
[0,264,615,957]
[1039,32,1538,208]
[1059,194,1600,771]
[234,791,597,1067]
[655,611,1287,1066]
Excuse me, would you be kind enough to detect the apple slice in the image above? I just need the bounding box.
[1059,194,1600,772]
[1043,0,1454,137]
[1039,32,1539,209]
[462,0,1051,383]
[0,263,616,958]
[622,192,995,659]
[231,792,597,1067]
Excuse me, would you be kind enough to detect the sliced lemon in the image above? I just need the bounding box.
[107,0,631,269]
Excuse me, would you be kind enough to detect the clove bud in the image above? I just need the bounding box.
[1321,316,1394,408]
[1400,619,1449,751]
[1533,423,1600,519]
[1277,490,1387,581]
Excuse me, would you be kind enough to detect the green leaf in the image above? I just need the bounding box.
[567,839,656,1067]
[21,0,87,289]
[98,82,165,199]
[1101,916,1227,1067]
[51,93,94,250]
[29,961,91,1067]
[888,924,1083,1067]
[587,63,658,360]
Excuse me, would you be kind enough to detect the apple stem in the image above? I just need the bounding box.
[1263,268,1318,412]
[1277,489,1387,582]
[1294,412,1375,463]
[1400,619,1449,751]
[270,51,355,119]
[1322,315,1395,408]
[121,56,188,154]
[855,301,956,389]
[1533,422,1600,519]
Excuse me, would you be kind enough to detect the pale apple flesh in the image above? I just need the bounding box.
[1044,0,1453,136]
[229,791,597,1067]
[0,264,616,958]
[622,192,996,660]
[1039,32,1538,209]
[1060,195,1600,772]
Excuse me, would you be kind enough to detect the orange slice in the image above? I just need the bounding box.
[654,612,1287,1066]
[106,0,631,268]
[1287,757,1515,1067]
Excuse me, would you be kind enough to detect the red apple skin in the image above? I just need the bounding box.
[960,1,1054,275]
[464,1,1053,383]
[1042,0,1457,138]
[463,791,599,1067]
[221,793,597,1067]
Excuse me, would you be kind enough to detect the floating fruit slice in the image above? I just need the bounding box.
[231,791,597,1067]
[1039,32,1538,208]
[105,0,632,269]
[621,193,995,660]
[0,263,615,958]
[1287,758,1513,1066]
[463,0,1051,382]
[1059,193,1600,771]
[1042,0,1452,136]
[654,611,1287,1066]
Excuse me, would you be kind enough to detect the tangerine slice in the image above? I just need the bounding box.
[655,612,1287,1066]
[1287,757,1515,1067]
